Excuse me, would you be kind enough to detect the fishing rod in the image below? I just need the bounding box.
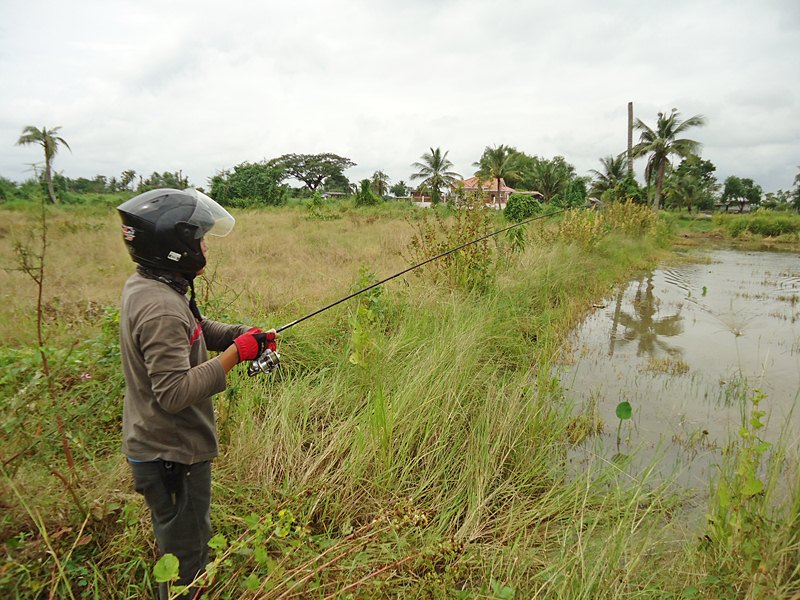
[248,207,566,375]
[3,207,565,466]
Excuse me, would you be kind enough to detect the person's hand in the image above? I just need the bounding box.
[234,328,277,362]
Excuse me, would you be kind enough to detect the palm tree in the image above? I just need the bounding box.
[631,109,705,211]
[371,170,390,197]
[526,157,575,203]
[120,169,137,191]
[410,147,461,203]
[473,145,520,206]
[589,154,626,199]
[664,172,703,213]
[16,126,71,204]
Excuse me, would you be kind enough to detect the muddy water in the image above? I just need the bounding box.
[562,248,800,488]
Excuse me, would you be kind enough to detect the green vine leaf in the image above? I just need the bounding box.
[153,553,180,583]
[208,533,228,551]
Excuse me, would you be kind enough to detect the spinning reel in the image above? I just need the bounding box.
[247,348,281,376]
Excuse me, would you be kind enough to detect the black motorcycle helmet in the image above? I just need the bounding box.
[117,188,235,275]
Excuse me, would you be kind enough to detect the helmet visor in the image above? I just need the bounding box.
[185,189,235,237]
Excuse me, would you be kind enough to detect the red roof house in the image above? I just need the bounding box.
[455,176,516,207]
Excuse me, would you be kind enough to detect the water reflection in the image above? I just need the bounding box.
[608,276,684,358]
[563,248,800,489]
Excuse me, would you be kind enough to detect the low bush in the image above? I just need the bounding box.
[504,193,542,222]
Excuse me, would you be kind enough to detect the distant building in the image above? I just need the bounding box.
[454,176,516,207]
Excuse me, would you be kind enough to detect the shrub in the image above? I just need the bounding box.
[354,179,381,207]
[405,193,496,291]
[504,193,542,222]
[0,176,21,202]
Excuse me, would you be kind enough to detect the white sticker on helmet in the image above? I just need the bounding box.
[168,251,182,261]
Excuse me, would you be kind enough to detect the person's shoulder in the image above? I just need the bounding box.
[122,273,187,320]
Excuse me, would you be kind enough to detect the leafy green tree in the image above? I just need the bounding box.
[410,147,462,204]
[68,176,107,194]
[322,172,352,194]
[666,154,718,212]
[209,161,287,207]
[16,125,71,204]
[552,178,589,208]
[371,170,390,197]
[602,173,646,205]
[631,108,706,210]
[589,155,626,199]
[139,170,189,191]
[390,180,409,197]
[722,176,763,213]
[473,144,522,206]
[761,189,791,210]
[268,153,356,192]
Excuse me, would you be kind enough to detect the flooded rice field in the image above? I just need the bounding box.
[562,248,800,489]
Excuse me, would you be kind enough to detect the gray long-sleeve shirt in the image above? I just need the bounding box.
[120,272,248,464]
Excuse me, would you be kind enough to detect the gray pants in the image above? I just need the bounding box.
[130,460,212,599]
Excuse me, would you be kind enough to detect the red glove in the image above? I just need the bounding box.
[234,328,277,362]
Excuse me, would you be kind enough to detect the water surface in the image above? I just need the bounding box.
[563,248,800,488]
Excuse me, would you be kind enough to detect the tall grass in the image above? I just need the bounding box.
[713,211,800,239]
[2,201,800,597]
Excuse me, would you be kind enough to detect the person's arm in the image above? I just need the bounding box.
[201,319,250,351]
[217,344,240,374]
[138,316,227,413]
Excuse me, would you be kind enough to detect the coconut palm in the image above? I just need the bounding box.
[631,109,705,211]
[120,169,137,191]
[410,147,461,203]
[371,170,390,197]
[589,154,626,199]
[664,173,703,213]
[473,145,520,206]
[524,156,576,203]
[16,126,71,204]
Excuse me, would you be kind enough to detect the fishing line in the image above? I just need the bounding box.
[275,207,566,333]
[247,206,566,375]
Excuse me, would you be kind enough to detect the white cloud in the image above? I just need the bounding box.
[1,0,798,191]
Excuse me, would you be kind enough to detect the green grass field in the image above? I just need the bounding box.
[2,198,799,598]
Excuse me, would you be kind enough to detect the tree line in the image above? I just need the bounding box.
[5,118,800,213]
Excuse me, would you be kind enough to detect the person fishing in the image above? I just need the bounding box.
[116,188,276,598]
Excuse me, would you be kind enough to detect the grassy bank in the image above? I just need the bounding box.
[2,200,799,598]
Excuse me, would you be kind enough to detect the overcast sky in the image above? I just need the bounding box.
[1,0,798,193]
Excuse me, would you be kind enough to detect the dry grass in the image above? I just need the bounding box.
[0,207,416,345]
